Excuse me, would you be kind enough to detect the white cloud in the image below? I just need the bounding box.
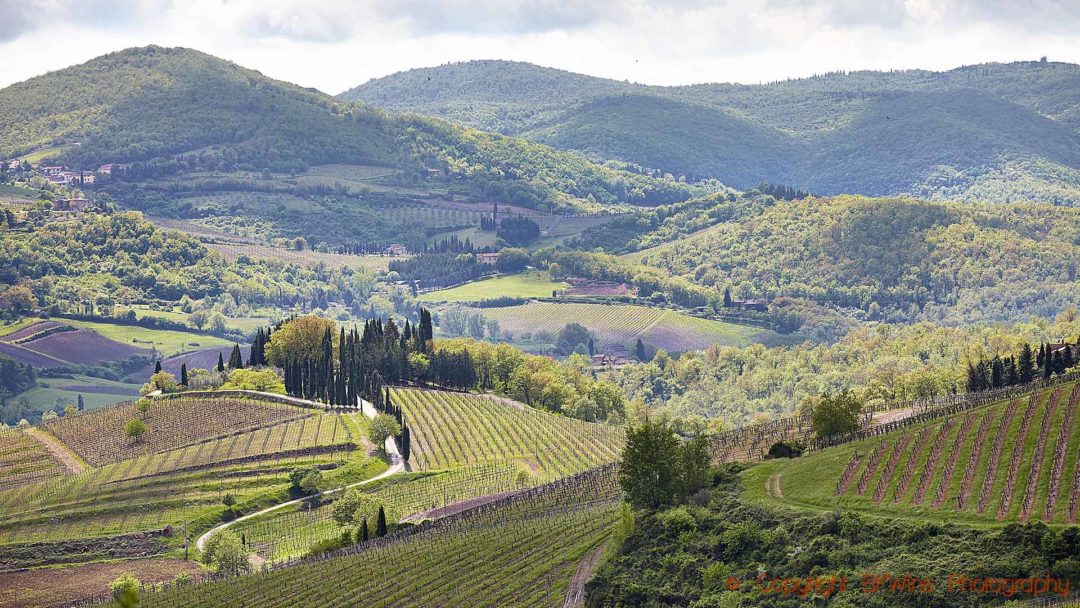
[0,0,1075,93]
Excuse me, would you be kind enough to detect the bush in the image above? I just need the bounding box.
[766,440,804,459]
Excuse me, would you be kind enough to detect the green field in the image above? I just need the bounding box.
[17,374,141,413]
[418,272,566,302]
[744,381,1080,526]
[475,301,775,352]
[131,305,271,335]
[65,318,233,357]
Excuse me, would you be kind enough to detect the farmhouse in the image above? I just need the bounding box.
[476,252,499,264]
[40,165,67,176]
[53,198,94,212]
[384,243,409,256]
[734,298,769,312]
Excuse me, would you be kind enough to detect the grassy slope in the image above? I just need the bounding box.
[418,271,566,302]
[475,301,773,351]
[64,318,232,357]
[744,381,1080,526]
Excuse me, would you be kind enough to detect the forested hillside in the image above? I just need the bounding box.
[346,60,1080,204]
[0,46,398,172]
[626,195,1080,325]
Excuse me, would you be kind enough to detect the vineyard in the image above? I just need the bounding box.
[390,388,623,479]
[44,397,309,466]
[0,429,64,491]
[0,404,363,559]
[232,462,528,561]
[98,465,622,608]
[749,381,1080,524]
[473,302,771,351]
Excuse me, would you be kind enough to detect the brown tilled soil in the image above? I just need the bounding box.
[0,559,202,608]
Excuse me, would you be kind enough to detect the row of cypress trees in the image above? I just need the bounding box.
[966,341,1076,392]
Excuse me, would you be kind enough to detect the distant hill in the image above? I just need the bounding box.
[0,47,704,231]
[0,46,399,172]
[344,60,1080,205]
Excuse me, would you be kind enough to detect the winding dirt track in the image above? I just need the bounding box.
[563,545,605,608]
[23,427,84,474]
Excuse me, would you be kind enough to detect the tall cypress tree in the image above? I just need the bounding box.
[217,352,225,373]
[376,506,387,537]
[180,363,188,386]
[229,344,243,369]
[154,360,162,374]
[360,518,369,542]
[1018,343,1035,384]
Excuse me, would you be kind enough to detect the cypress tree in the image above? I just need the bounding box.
[77,394,85,411]
[181,363,188,386]
[376,506,387,537]
[217,352,225,373]
[154,360,162,374]
[1018,343,1035,384]
[229,344,243,369]
[360,518,369,542]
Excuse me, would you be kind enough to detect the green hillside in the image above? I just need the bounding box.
[626,194,1080,325]
[0,46,397,171]
[345,59,1080,204]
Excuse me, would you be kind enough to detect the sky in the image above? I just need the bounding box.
[0,0,1077,93]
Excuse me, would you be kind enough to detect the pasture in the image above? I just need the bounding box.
[474,302,775,352]
[418,271,566,302]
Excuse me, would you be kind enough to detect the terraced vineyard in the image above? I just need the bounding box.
[208,242,401,271]
[0,412,357,547]
[391,388,623,479]
[474,301,773,351]
[102,466,621,608]
[44,397,308,466]
[748,380,1080,524]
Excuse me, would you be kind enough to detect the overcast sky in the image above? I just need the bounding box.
[0,0,1077,93]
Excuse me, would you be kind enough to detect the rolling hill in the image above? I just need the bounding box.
[344,59,1080,205]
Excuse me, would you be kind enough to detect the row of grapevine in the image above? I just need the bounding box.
[0,429,63,490]
[931,412,975,508]
[892,425,933,503]
[1019,387,1064,520]
[912,418,955,505]
[1044,384,1079,520]
[956,410,992,509]
[996,392,1043,520]
[855,440,889,495]
[978,399,1020,513]
[873,435,911,504]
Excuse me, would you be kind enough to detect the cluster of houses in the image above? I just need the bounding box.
[591,344,636,369]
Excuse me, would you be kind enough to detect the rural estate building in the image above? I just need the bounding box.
[53,198,93,212]
[476,253,499,264]
[384,244,409,256]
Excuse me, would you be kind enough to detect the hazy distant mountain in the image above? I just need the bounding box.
[344,60,1080,205]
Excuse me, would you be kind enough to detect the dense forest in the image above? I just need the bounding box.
[627,195,1080,325]
[346,59,1080,205]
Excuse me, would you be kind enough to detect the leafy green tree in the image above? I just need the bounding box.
[676,435,711,499]
[202,530,248,576]
[811,390,862,439]
[368,413,401,449]
[495,248,530,273]
[124,418,148,442]
[332,489,381,528]
[222,368,285,393]
[109,573,140,607]
[619,419,680,509]
[289,466,323,495]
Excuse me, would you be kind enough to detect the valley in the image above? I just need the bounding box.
[0,23,1077,608]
